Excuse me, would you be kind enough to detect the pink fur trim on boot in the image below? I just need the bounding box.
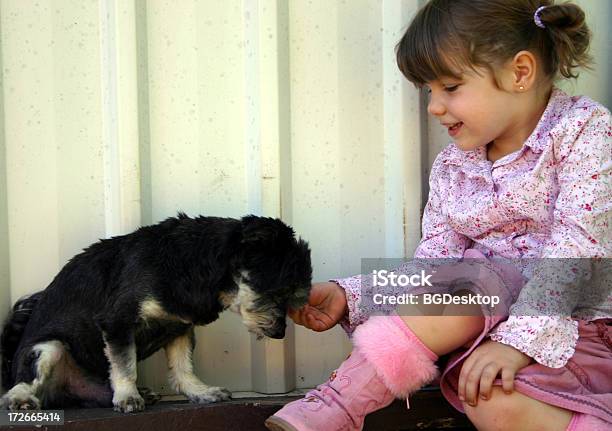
[352,315,439,399]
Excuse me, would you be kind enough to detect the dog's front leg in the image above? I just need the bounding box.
[165,329,232,404]
[102,333,144,413]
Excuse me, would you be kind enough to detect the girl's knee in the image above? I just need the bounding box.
[399,314,484,356]
[463,387,523,431]
[462,387,572,431]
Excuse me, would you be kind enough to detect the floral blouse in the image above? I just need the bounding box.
[333,88,611,368]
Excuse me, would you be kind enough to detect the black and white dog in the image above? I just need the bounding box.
[0,213,312,412]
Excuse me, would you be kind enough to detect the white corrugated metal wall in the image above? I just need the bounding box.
[0,0,608,395]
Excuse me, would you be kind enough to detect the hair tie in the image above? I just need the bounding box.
[534,5,547,28]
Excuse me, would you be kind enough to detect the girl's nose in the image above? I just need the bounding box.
[427,94,446,116]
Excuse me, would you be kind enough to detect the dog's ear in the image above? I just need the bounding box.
[240,215,295,244]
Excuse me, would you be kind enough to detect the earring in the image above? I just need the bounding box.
[519,85,525,91]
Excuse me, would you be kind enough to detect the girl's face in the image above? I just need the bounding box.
[425,67,521,152]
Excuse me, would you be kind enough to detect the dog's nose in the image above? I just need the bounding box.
[267,323,286,339]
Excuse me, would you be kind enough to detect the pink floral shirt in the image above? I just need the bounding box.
[334,88,611,368]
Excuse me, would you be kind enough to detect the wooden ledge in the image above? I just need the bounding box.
[1,388,475,430]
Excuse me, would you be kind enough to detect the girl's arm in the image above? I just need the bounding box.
[333,151,473,333]
[490,105,611,368]
[413,173,473,259]
[329,275,367,333]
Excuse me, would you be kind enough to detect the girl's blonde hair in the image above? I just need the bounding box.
[397,0,592,86]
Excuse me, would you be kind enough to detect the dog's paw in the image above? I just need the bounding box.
[113,392,145,413]
[0,392,41,411]
[187,386,232,404]
[137,386,162,406]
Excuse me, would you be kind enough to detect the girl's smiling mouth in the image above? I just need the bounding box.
[447,122,463,137]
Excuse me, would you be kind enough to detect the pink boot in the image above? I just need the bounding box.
[265,315,438,431]
[265,347,394,431]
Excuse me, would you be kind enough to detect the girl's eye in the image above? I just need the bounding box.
[445,85,459,92]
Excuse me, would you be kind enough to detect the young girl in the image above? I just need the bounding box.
[266,1,611,430]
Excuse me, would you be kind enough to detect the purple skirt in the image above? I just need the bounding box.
[436,250,612,425]
[440,317,612,424]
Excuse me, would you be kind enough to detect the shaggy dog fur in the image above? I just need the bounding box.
[0,213,312,412]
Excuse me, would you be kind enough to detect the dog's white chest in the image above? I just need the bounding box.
[139,299,191,324]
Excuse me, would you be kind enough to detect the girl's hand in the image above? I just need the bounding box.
[288,282,348,332]
[459,339,533,407]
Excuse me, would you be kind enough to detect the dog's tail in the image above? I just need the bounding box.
[1,292,43,390]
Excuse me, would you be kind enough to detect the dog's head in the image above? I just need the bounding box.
[233,215,312,339]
